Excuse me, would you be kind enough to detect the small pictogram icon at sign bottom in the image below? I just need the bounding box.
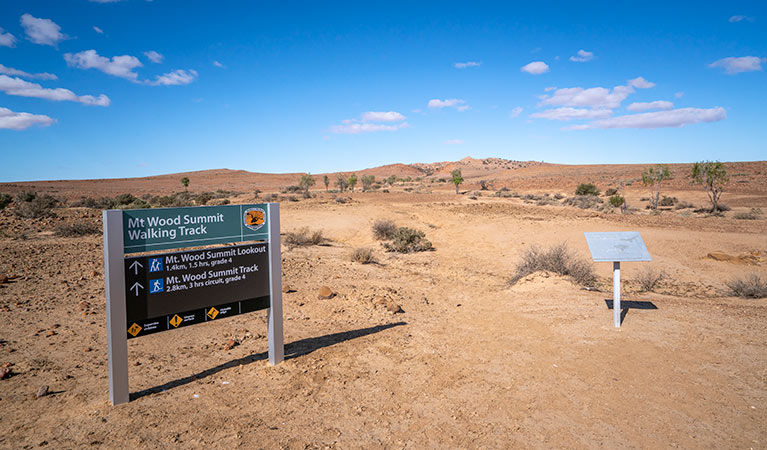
[169,314,183,328]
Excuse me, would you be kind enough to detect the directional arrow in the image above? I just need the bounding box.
[130,282,144,296]
[129,260,143,275]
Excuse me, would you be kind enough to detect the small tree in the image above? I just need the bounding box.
[387,175,397,186]
[348,174,358,192]
[691,161,728,212]
[642,165,671,210]
[335,174,348,192]
[180,177,190,192]
[361,175,375,191]
[323,175,330,192]
[298,173,315,198]
[450,169,463,194]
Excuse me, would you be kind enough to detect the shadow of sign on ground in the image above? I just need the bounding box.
[604,299,658,325]
[131,321,407,401]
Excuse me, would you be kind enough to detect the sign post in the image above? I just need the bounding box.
[103,204,283,405]
[584,232,652,328]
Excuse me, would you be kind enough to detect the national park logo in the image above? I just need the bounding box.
[243,207,266,232]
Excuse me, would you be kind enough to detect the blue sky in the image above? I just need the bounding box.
[0,1,765,182]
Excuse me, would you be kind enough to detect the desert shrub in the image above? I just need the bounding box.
[575,183,599,196]
[115,193,137,205]
[675,201,694,210]
[0,193,13,210]
[609,195,625,208]
[635,266,665,292]
[383,227,432,253]
[659,196,677,207]
[372,219,397,240]
[334,196,350,204]
[263,193,279,202]
[553,193,565,200]
[14,192,58,219]
[510,243,597,286]
[350,247,377,264]
[536,197,557,206]
[284,227,325,247]
[195,191,215,205]
[285,195,299,202]
[55,222,101,237]
[563,195,601,209]
[209,198,231,205]
[281,185,302,194]
[119,198,151,209]
[733,208,763,220]
[605,187,618,196]
[726,273,767,298]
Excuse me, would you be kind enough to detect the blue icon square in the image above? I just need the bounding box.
[149,257,164,272]
[149,278,164,294]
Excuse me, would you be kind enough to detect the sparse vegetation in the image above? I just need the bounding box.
[609,195,625,208]
[55,222,101,237]
[372,219,397,240]
[361,174,375,191]
[563,195,602,209]
[733,208,763,220]
[642,165,671,210]
[284,227,326,247]
[675,201,694,210]
[335,174,348,192]
[383,227,432,253]
[0,193,13,210]
[350,247,377,264]
[635,266,665,292]
[451,169,463,194]
[299,173,316,198]
[479,180,489,190]
[575,183,599,196]
[13,192,58,219]
[605,187,618,196]
[180,177,190,191]
[690,161,728,213]
[323,175,330,192]
[334,195,351,204]
[348,174,358,192]
[263,193,279,202]
[726,273,767,298]
[510,243,596,286]
[659,196,677,207]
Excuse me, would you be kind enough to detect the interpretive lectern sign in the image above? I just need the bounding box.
[584,232,651,328]
[103,204,283,405]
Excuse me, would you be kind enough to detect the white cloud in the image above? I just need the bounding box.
[213,60,224,68]
[0,75,110,106]
[0,107,55,130]
[454,61,480,69]
[0,27,16,47]
[544,86,557,92]
[444,139,464,145]
[531,107,612,121]
[626,100,674,112]
[331,122,408,134]
[428,98,468,110]
[0,64,57,80]
[674,91,684,99]
[361,111,406,122]
[729,15,754,23]
[539,85,635,109]
[569,49,594,62]
[144,50,164,64]
[147,69,198,86]
[582,107,726,129]
[709,56,765,74]
[509,106,523,118]
[65,50,143,80]
[521,61,549,74]
[93,26,104,34]
[331,110,408,134]
[627,76,656,89]
[20,14,67,46]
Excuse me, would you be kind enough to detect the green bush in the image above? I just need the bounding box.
[575,183,599,196]
[383,227,432,253]
[0,193,12,210]
[609,195,625,207]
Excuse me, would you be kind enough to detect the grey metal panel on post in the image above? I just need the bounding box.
[584,232,652,262]
[103,210,130,405]
[266,203,284,365]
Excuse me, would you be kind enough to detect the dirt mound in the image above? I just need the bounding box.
[706,251,765,265]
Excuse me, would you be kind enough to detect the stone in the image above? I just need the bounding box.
[317,286,334,299]
[36,385,49,398]
[386,303,403,314]
[223,339,238,350]
[1,362,13,369]
[0,274,6,286]
[0,367,12,379]
[45,330,56,337]
[282,284,291,293]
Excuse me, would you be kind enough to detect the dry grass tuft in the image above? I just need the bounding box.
[383,227,432,253]
[635,266,665,292]
[284,227,325,247]
[510,243,596,286]
[350,247,377,264]
[372,219,398,240]
[726,273,767,298]
[55,223,101,237]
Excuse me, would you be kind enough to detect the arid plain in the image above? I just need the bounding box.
[1,157,765,449]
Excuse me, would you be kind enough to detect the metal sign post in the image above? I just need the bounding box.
[584,232,652,328]
[103,203,283,405]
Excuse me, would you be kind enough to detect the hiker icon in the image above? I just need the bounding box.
[149,278,164,294]
[149,257,163,272]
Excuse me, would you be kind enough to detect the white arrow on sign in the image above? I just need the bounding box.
[130,282,144,296]
[129,260,143,275]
